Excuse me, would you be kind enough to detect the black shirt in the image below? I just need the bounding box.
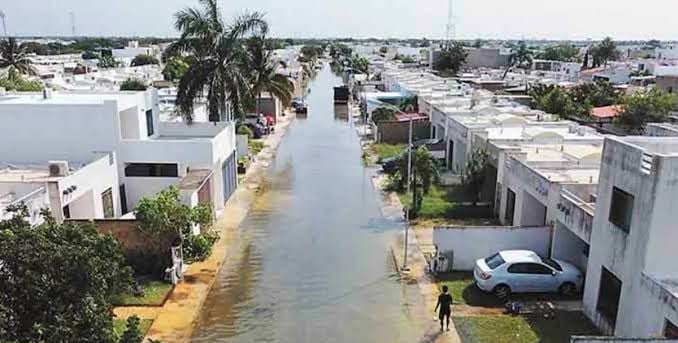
[438,293,453,313]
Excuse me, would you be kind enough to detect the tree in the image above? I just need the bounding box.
[503,41,533,79]
[569,80,619,107]
[533,86,588,118]
[130,54,159,67]
[394,147,440,216]
[169,0,268,122]
[371,106,396,123]
[135,186,214,269]
[398,55,415,64]
[81,50,99,60]
[162,56,190,81]
[592,37,618,68]
[246,36,295,112]
[0,206,133,342]
[462,150,491,205]
[0,37,38,76]
[537,44,580,62]
[434,41,467,76]
[399,95,418,113]
[300,45,324,61]
[615,89,676,134]
[119,316,143,343]
[120,78,148,91]
[473,39,483,48]
[98,55,119,68]
[349,55,369,75]
[0,68,43,91]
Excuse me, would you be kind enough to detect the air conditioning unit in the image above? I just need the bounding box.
[48,161,70,177]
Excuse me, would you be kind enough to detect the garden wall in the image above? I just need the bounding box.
[376,121,430,144]
[432,225,551,271]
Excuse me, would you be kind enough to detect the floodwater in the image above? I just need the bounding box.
[190,65,428,343]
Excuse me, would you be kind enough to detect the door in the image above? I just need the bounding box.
[101,188,114,219]
[506,263,533,292]
[222,152,237,204]
[447,140,454,170]
[505,189,516,226]
[524,263,559,292]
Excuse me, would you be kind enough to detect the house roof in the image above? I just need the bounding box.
[591,105,621,119]
[393,113,428,122]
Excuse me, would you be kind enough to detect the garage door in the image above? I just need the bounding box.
[222,152,237,203]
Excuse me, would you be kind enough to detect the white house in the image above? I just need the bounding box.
[0,153,120,225]
[582,136,678,338]
[0,88,237,220]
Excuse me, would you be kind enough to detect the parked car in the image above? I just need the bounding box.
[473,250,583,299]
[381,155,400,174]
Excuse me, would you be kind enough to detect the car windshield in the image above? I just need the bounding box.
[484,253,506,269]
[542,258,563,272]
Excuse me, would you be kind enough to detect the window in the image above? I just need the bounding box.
[526,263,554,275]
[485,253,505,270]
[125,163,178,177]
[145,109,154,137]
[101,188,114,219]
[62,205,71,219]
[542,258,563,272]
[609,187,634,232]
[665,319,678,338]
[507,263,530,274]
[119,184,128,214]
[597,267,622,328]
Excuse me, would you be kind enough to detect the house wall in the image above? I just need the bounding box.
[583,138,662,336]
[432,226,551,271]
[0,101,120,162]
[553,222,590,272]
[376,121,430,144]
[464,48,510,69]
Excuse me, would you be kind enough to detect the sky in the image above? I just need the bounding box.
[2,0,677,41]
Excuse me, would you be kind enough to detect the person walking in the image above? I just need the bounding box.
[434,285,453,331]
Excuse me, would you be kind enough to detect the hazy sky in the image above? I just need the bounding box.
[2,0,677,40]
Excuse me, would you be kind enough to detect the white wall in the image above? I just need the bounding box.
[58,153,121,219]
[123,177,179,211]
[432,226,552,270]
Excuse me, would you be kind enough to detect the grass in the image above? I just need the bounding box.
[398,185,495,221]
[249,140,265,156]
[113,318,153,338]
[371,143,405,162]
[111,280,173,306]
[454,311,601,343]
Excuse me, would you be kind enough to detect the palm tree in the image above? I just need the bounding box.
[0,37,38,76]
[245,36,294,114]
[170,0,267,123]
[502,41,532,79]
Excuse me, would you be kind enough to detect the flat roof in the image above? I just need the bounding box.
[178,169,213,191]
[617,136,678,156]
[0,91,144,108]
[0,161,90,183]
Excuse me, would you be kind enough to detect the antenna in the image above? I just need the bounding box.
[69,11,76,37]
[0,10,7,38]
[445,0,455,47]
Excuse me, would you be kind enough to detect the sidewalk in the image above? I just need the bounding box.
[142,113,295,342]
[371,174,462,343]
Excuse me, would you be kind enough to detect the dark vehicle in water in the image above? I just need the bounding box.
[333,85,350,104]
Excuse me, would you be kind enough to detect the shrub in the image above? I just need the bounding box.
[236,124,254,139]
[183,231,219,263]
[120,78,148,91]
[119,315,143,343]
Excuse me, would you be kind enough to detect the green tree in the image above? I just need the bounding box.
[162,56,190,81]
[398,55,415,64]
[169,0,267,122]
[0,68,43,91]
[371,106,396,123]
[533,86,588,118]
[537,44,580,62]
[569,80,619,107]
[349,55,369,75]
[0,37,38,75]
[135,186,214,268]
[98,55,119,68]
[394,147,440,216]
[434,41,467,76]
[81,50,99,60]
[462,150,491,205]
[503,41,533,79]
[399,95,418,112]
[592,37,618,68]
[130,54,159,67]
[0,207,133,342]
[246,35,295,111]
[119,316,143,343]
[120,78,149,91]
[473,39,483,48]
[615,89,676,134]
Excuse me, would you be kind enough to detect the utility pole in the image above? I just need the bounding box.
[0,10,7,38]
[402,117,414,271]
[69,11,76,37]
[445,0,454,48]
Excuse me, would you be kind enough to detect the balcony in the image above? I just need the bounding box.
[556,188,595,244]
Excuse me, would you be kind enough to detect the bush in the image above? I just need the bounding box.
[131,54,159,67]
[119,316,143,343]
[120,78,148,91]
[183,231,219,263]
[236,124,254,139]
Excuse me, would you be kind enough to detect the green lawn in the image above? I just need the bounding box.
[398,185,495,221]
[372,143,405,162]
[111,280,173,306]
[454,311,601,343]
[249,140,265,156]
[113,318,153,338]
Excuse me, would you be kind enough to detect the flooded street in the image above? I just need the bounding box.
[190,65,428,343]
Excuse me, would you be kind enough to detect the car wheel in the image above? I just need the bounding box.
[559,282,576,296]
[493,284,511,299]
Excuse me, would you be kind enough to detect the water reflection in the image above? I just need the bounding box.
[190,65,428,343]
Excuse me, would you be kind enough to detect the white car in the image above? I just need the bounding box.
[473,250,583,299]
